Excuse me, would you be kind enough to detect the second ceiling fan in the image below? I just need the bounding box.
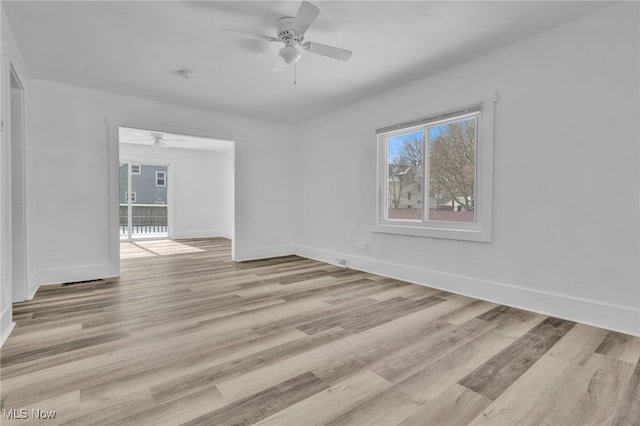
[223,1,352,71]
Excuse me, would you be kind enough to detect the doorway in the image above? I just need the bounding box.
[10,65,27,301]
[116,126,234,258]
[119,161,170,241]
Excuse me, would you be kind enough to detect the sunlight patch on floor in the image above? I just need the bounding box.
[120,240,205,259]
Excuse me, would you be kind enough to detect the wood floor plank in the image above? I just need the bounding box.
[595,330,640,364]
[1,238,638,426]
[458,317,575,400]
[324,387,421,426]
[254,369,391,426]
[149,327,348,404]
[369,318,495,384]
[612,360,640,426]
[467,323,610,425]
[181,372,328,426]
[398,383,492,426]
[439,299,499,326]
[547,353,635,426]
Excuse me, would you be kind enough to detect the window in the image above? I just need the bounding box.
[155,171,166,187]
[373,102,494,242]
[131,164,141,175]
[125,191,136,203]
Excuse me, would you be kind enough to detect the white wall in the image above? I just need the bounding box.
[0,6,32,345]
[119,142,233,239]
[26,80,295,288]
[293,3,640,335]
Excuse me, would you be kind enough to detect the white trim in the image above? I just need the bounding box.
[234,245,294,262]
[0,304,16,348]
[9,63,29,301]
[155,170,166,187]
[107,120,120,278]
[27,281,38,300]
[30,262,117,287]
[375,94,495,243]
[111,119,237,263]
[371,224,492,242]
[172,230,233,240]
[292,244,640,337]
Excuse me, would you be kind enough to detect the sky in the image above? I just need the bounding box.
[388,130,423,162]
[387,121,468,162]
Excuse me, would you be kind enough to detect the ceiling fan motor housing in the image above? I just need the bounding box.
[276,17,304,43]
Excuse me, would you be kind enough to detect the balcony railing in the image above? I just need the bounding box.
[120,204,167,238]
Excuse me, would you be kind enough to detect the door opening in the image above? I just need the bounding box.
[119,161,170,240]
[117,126,235,259]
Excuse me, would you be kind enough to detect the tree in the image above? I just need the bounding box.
[429,121,475,211]
[392,121,475,212]
[388,135,423,209]
[388,164,409,208]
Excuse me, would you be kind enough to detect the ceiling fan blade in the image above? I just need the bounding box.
[303,41,352,61]
[221,29,278,42]
[272,56,287,72]
[164,138,186,143]
[152,140,169,149]
[292,1,319,35]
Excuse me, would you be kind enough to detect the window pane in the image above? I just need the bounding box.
[428,117,476,223]
[387,131,424,220]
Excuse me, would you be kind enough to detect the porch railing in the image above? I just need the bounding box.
[120,204,168,236]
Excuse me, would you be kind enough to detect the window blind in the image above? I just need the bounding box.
[376,103,482,135]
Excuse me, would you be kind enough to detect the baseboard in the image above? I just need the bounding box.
[30,262,118,287]
[28,282,38,300]
[293,245,640,337]
[234,245,294,262]
[172,230,233,240]
[1,304,16,347]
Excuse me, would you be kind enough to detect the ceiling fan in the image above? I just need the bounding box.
[222,1,352,71]
[123,131,185,149]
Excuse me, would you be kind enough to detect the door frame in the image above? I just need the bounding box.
[107,120,236,277]
[9,64,28,301]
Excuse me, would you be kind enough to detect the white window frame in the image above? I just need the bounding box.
[372,98,495,243]
[131,164,141,175]
[155,170,166,187]
[125,191,136,203]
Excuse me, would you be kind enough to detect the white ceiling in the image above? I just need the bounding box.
[119,126,233,151]
[4,1,611,124]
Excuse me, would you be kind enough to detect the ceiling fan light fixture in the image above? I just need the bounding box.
[279,45,301,64]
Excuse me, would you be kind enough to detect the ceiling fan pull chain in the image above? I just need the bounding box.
[294,63,297,85]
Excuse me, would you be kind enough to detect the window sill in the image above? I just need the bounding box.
[371,223,492,243]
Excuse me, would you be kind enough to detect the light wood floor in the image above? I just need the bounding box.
[1,238,639,425]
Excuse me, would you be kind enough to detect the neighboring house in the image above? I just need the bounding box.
[119,164,168,205]
[387,164,424,210]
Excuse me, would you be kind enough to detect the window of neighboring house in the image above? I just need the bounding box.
[131,164,141,175]
[125,191,136,203]
[373,102,494,242]
[156,171,166,187]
